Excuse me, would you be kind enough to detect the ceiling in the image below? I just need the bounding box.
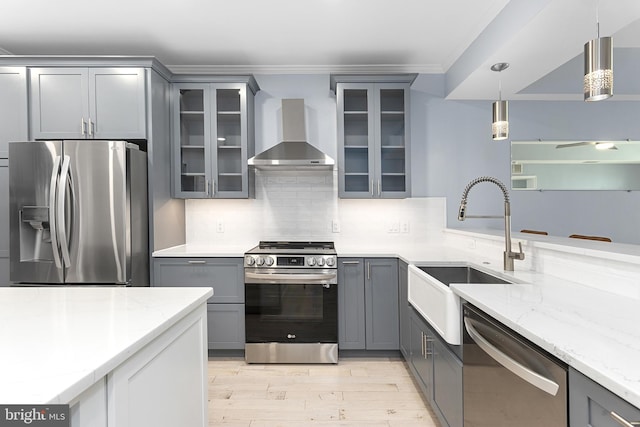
[2,0,640,100]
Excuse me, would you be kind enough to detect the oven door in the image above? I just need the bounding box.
[245,268,338,344]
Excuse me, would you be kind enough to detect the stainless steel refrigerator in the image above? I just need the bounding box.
[9,140,148,286]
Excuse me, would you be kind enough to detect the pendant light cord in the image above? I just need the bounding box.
[595,1,600,38]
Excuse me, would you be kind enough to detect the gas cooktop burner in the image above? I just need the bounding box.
[257,241,335,251]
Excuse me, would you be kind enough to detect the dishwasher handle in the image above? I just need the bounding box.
[464,317,560,396]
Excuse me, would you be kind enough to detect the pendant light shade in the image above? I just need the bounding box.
[492,100,509,140]
[584,36,613,101]
[491,62,509,141]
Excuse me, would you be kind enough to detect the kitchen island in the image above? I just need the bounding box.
[0,286,212,427]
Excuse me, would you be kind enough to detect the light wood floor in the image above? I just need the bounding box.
[208,357,442,427]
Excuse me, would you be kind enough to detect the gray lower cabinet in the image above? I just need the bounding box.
[0,160,8,286]
[153,257,245,350]
[398,260,410,358]
[338,258,366,349]
[30,67,146,140]
[338,258,399,351]
[432,339,463,427]
[408,307,462,427]
[409,308,433,398]
[207,303,245,350]
[570,367,640,427]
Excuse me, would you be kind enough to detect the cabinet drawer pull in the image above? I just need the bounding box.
[187,260,207,264]
[341,261,360,265]
[610,411,640,427]
[81,118,86,136]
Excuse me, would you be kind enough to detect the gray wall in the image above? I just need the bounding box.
[411,74,640,243]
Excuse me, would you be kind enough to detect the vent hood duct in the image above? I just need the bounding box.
[248,99,335,170]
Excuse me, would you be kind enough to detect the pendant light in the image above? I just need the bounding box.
[584,8,613,101]
[491,62,509,141]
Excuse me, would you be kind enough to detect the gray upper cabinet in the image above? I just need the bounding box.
[333,75,415,199]
[30,67,146,140]
[0,67,28,157]
[171,79,257,199]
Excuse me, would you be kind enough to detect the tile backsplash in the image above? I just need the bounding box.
[186,170,446,251]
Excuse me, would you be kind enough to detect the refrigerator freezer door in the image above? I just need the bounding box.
[9,141,65,283]
[63,140,129,284]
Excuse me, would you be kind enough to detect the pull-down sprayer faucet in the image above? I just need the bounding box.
[457,176,524,271]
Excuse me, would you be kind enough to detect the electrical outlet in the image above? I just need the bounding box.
[332,220,341,233]
[400,221,409,233]
[216,219,224,233]
[388,222,400,233]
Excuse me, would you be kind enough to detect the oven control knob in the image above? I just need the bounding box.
[265,256,274,267]
[307,257,316,266]
[326,257,335,267]
[256,256,265,266]
[316,257,325,266]
[245,256,255,266]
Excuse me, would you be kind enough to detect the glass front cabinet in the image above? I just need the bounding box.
[171,78,258,198]
[333,75,415,198]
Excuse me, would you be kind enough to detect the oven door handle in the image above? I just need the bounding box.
[464,317,560,396]
[245,271,337,284]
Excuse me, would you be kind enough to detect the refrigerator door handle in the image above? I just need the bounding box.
[57,155,72,266]
[49,155,63,269]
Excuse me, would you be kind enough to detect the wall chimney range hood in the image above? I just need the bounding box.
[248,99,335,170]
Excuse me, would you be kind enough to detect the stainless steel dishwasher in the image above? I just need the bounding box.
[463,304,568,426]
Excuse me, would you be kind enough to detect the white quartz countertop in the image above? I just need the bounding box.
[153,244,248,258]
[151,237,640,407]
[0,287,212,404]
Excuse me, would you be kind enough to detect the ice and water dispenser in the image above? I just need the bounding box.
[19,205,54,262]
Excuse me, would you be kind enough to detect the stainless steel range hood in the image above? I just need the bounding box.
[248,99,335,170]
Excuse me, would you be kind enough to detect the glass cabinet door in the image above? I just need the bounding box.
[175,86,211,197]
[377,87,408,195]
[212,85,246,196]
[173,80,255,199]
[337,80,410,199]
[338,84,375,197]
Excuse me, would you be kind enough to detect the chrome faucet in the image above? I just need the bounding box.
[457,176,524,271]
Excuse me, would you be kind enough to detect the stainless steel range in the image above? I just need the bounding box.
[244,241,338,364]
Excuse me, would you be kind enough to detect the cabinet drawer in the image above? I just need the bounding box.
[153,258,244,303]
[207,303,245,350]
[570,368,640,427]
